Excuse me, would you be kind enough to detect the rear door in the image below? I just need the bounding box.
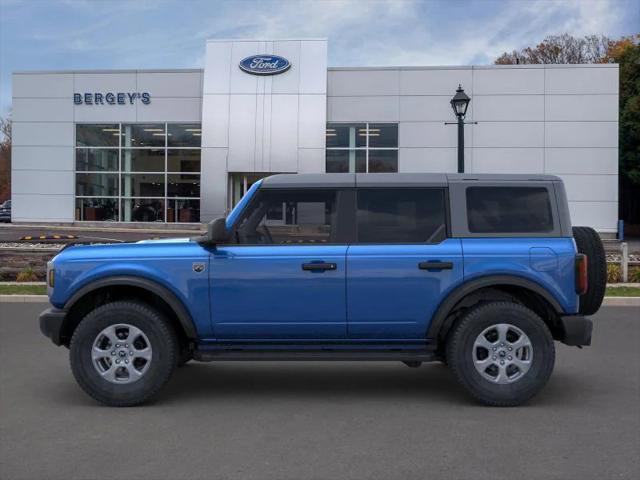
[346,187,463,339]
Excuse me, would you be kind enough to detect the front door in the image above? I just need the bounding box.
[211,188,349,340]
[347,187,464,339]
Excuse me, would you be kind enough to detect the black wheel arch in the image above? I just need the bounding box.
[427,275,563,345]
[60,276,198,345]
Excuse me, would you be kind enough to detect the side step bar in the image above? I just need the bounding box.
[193,349,437,362]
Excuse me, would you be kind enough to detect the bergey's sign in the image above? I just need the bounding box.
[74,92,151,105]
[239,55,291,75]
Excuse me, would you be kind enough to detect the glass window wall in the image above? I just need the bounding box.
[75,123,201,222]
[325,123,398,173]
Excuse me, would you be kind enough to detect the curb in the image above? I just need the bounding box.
[0,295,49,303]
[2,295,640,306]
[602,297,640,306]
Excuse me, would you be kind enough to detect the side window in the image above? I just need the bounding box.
[466,187,554,233]
[356,188,447,243]
[235,189,337,244]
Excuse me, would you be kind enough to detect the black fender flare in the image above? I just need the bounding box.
[426,275,563,342]
[64,275,198,339]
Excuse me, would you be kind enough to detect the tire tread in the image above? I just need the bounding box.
[70,300,178,407]
[572,226,606,315]
[446,301,555,407]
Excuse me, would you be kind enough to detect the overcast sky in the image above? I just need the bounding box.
[1,0,638,116]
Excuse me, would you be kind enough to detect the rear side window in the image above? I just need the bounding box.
[356,188,447,243]
[466,187,553,233]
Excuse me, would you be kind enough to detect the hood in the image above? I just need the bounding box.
[52,237,201,263]
[136,237,192,244]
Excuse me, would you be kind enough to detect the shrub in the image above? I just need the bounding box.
[629,266,640,283]
[607,263,640,283]
[16,266,39,282]
[607,263,621,283]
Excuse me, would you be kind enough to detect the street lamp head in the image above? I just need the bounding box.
[450,84,470,118]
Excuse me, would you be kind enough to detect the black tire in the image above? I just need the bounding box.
[572,226,606,316]
[70,300,178,407]
[446,302,555,407]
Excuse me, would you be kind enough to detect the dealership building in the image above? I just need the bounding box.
[11,38,619,233]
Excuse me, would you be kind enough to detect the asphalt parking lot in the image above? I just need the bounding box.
[1,303,638,480]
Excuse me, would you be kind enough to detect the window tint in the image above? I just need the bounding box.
[167,124,201,147]
[75,198,119,221]
[368,150,397,172]
[325,124,366,148]
[356,189,447,243]
[368,123,398,148]
[236,190,337,245]
[466,187,554,233]
[76,124,120,147]
[326,150,366,173]
[75,148,118,171]
[121,124,165,147]
[76,173,119,196]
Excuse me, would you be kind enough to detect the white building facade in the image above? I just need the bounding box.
[11,38,619,233]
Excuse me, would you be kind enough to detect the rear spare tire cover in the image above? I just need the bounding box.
[572,226,606,315]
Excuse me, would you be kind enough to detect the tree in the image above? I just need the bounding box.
[607,36,640,230]
[495,34,611,65]
[0,117,10,202]
[495,34,640,231]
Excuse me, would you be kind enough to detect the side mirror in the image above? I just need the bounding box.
[207,217,230,244]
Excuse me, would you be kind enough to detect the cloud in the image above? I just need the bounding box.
[1,0,636,115]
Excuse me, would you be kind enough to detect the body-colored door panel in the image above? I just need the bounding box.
[210,245,348,340]
[346,239,464,339]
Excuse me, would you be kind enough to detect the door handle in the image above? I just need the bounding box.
[418,261,453,271]
[302,262,337,272]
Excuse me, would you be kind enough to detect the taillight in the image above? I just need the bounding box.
[575,254,588,295]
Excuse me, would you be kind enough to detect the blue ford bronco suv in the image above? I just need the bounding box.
[40,173,605,407]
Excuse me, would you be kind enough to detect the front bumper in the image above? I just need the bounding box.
[39,307,67,346]
[559,315,593,346]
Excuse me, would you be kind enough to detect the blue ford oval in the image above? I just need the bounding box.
[239,55,291,75]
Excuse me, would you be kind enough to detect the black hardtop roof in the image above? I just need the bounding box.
[261,173,561,188]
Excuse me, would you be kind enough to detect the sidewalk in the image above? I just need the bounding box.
[0,222,203,233]
[0,224,202,244]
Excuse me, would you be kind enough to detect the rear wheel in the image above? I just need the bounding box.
[572,226,606,315]
[70,300,178,407]
[446,302,555,407]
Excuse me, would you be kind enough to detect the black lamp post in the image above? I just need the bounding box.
[449,84,471,173]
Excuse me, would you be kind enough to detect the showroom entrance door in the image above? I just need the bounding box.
[228,173,279,213]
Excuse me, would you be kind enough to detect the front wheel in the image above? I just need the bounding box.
[446,302,555,407]
[70,300,178,407]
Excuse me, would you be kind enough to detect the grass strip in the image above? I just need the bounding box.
[0,284,47,295]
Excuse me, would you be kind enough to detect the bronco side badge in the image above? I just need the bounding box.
[192,263,205,273]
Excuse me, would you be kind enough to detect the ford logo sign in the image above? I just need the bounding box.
[239,55,291,75]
